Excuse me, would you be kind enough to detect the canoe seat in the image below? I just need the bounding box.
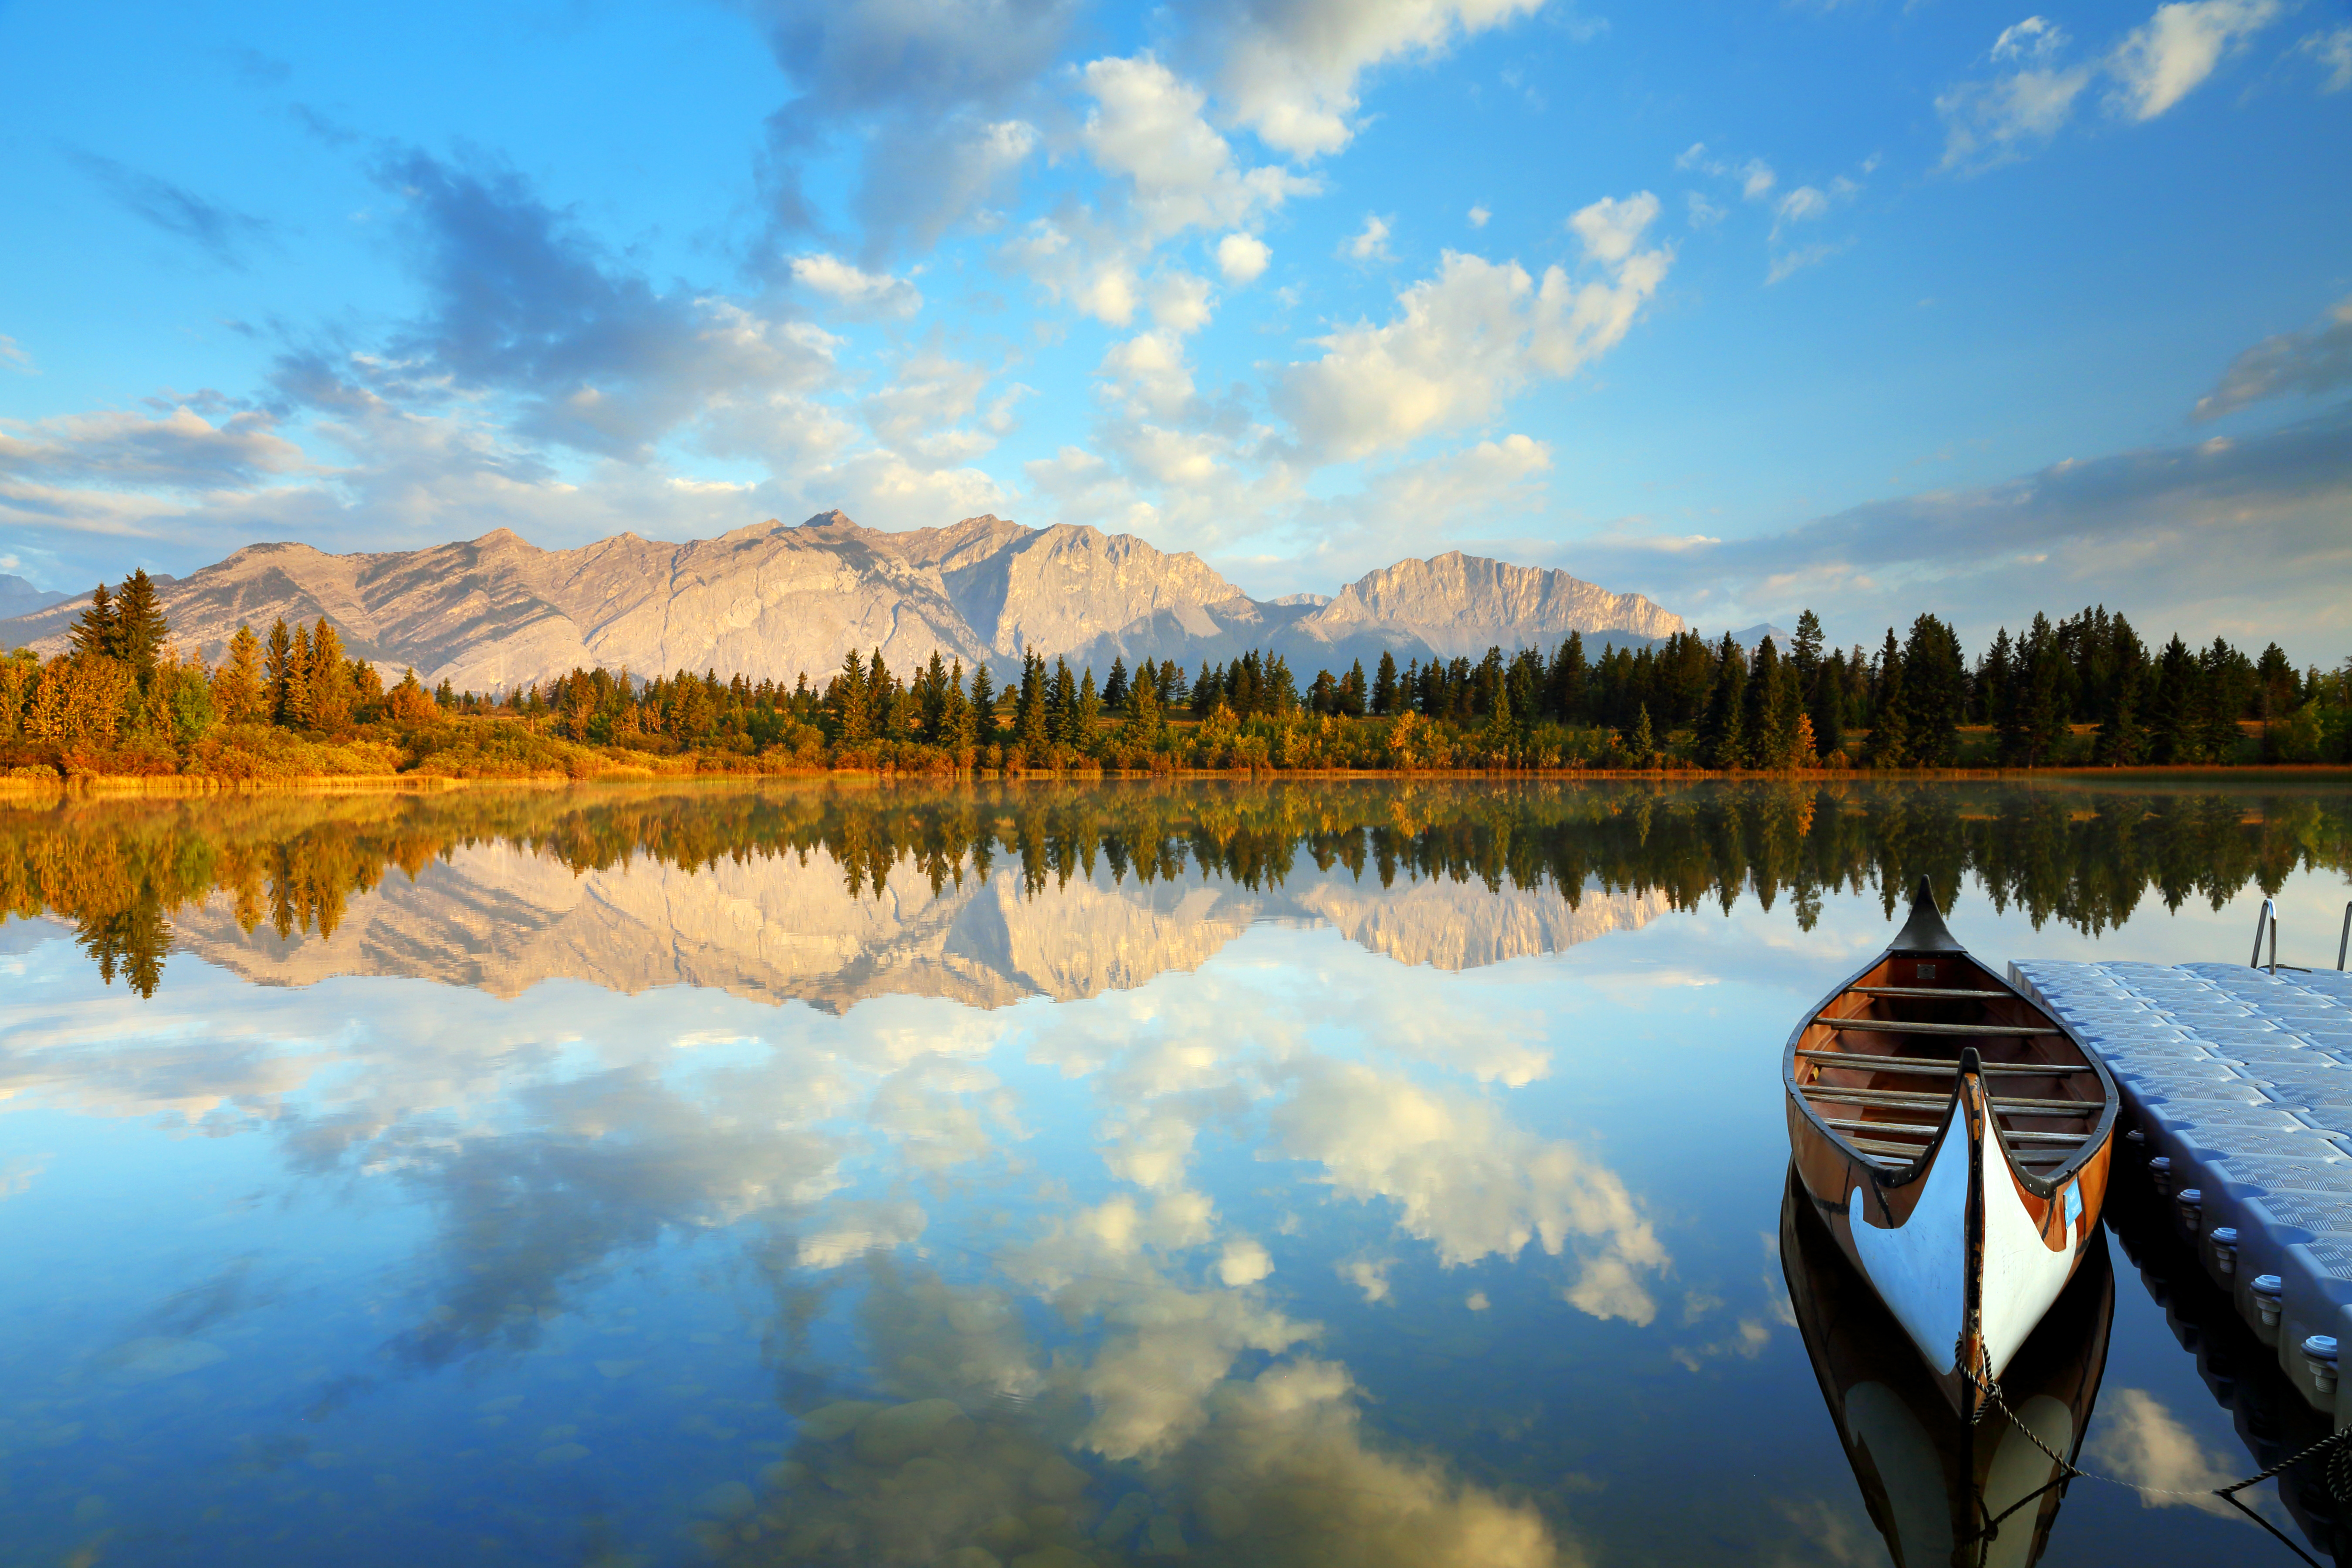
[1794,1049,2094,1076]
[1800,1086,2094,1115]
[1819,1018,2061,1038]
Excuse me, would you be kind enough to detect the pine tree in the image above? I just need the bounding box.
[308,620,352,733]
[969,663,997,738]
[1698,636,1747,769]
[1741,637,1787,768]
[215,624,264,724]
[1896,614,1966,766]
[69,583,118,661]
[113,569,169,679]
[283,623,315,727]
[832,648,871,743]
[1103,657,1129,709]
[1864,629,1908,767]
[1122,662,1161,729]
[1371,650,1399,716]
[1549,631,1589,723]
[1630,703,1654,764]
[1812,650,1847,759]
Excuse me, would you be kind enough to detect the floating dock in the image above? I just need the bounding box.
[2010,958,2352,1426]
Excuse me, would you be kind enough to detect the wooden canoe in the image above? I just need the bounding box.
[1783,877,2117,1420]
[1781,1164,2115,1567]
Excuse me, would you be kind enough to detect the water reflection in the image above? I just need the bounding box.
[0,779,2343,1565]
[1783,1167,2116,1566]
[3,779,2346,1000]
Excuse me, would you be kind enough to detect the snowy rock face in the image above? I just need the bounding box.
[0,514,1685,689]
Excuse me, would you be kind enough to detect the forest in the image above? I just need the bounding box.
[4,778,2346,997]
[3,573,2348,781]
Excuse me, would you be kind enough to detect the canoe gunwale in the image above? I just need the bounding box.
[1780,951,2118,1205]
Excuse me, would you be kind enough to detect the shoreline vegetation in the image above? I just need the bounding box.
[6,577,2349,791]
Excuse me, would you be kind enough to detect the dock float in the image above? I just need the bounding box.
[2010,959,2352,1426]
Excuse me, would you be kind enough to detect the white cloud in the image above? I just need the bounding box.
[1215,231,1272,283]
[1936,38,2092,172]
[2298,25,2352,92]
[1993,16,2070,62]
[1685,192,1726,229]
[1080,54,1313,243]
[0,337,34,375]
[0,406,309,490]
[2106,0,2282,121]
[787,253,925,319]
[1467,205,1490,228]
[2081,1389,2238,1513]
[1100,330,1199,418]
[1208,0,1547,159]
[1149,270,1217,334]
[1767,239,1854,284]
[1343,213,1394,262]
[1277,196,1670,461]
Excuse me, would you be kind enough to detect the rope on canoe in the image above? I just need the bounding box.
[1957,1351,2350,1564]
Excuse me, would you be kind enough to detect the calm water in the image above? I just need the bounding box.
[2,780,2349,1567]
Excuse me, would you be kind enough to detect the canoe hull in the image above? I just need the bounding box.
[1789,1070,2112,1419]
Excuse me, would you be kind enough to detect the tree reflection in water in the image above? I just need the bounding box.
[3,780,2345,999]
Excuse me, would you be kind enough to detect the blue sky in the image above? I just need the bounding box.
[3,0,2348,657]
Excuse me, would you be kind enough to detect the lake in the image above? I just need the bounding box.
[3,779,2349,1567]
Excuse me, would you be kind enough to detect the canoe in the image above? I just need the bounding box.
[1781,1164,2115,1568]
[1783,877,2117,1419]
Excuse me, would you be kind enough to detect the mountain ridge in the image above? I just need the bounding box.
[0,513,1687,691]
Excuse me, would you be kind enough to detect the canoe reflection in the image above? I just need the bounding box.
[1782,1165,2115,1567]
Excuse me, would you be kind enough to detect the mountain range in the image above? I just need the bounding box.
[0,512,1685,692]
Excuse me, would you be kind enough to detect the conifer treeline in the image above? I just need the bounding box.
[3,579,2349,776]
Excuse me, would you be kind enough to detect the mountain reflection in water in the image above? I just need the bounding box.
[3,778,2346,1000]
[0,779,2344,1566]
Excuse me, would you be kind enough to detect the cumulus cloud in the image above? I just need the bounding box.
[1276,194,1670,461]
[64,149,276,268]
[1080,54,1314,244]
[2105,0,2282,121]
[788,253,924,318]
[2193,294,2352,419]
[1201,0,1548,159]
[1270,1056,1666,1319]
[1216,231,1272,284]
[1469,204,1490,228]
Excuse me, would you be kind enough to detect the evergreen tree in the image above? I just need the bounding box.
[1075,667,1100,745]
[284,623,315,728]
[1103,657,1129,710]
[1339,659,1367,717]
[1014,653,1050,753]
[1121,662,1161,730]
[945,659,975,749]
[1697,636,1747,769]
[1864,629,1909,767]
[308,620,352,733]
[1811,649,1848,759]
[215,624,264,724]
[1549,631,1589,723]
[1895,614,1965,766]
[1630,703,1654,764]
[2091,618,2148,767]
[1371,650,1399,716]
[69,583,118,661]
[2149,635,2199,763]
[969,663,997,737]
[112,569,169,678]
[832,648,872,743]
[1191,662,1222,720]
[1741,637,1790,767]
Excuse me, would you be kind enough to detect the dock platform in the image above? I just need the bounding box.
[2010,959,2352,1425]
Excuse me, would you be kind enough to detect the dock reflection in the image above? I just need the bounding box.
[1781,1166,2117,1567]
[2105,1163,2347,1563]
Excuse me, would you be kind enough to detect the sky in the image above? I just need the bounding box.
[2,0,2349,659]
